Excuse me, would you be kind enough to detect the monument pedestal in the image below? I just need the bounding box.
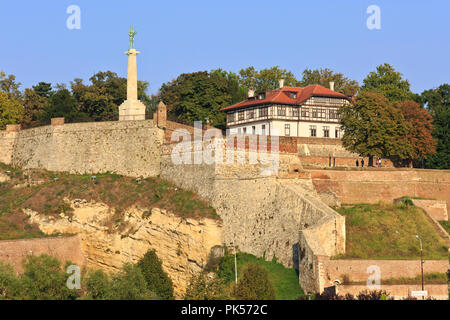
[119,48,146,121]
[119,99,146,121]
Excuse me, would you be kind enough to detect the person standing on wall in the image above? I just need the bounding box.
[356,159,359,168]
[361,159,365,168]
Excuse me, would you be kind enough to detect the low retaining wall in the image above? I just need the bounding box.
[0,236,85,273]
[337,284,448,300]
[309,169,450,208]
[412,199,448,221]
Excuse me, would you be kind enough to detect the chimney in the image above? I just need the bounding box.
[279,79,285,88]
[248,87,255,98]
[329,81,335,91]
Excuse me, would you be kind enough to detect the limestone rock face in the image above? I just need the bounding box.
[0,172,10,183]
[26,201,223,298]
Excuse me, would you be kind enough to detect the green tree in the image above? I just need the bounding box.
[0,262,19,300]
[298,68,359,96]
[421,84,450,169]
[0,71,22,100]
[361,63,416,102]
[234,263,276,300]
[340,91,413,166]
[159,71,232,129]
[238,66,298,92]
[42,87,83,122]
[110,263,158,300]
[184,273,230,300]
[137,250,174,300]
[84,269,113,300]
[22,88,47,128]
[0,91,24,129]
[32,82,53,99]
[17,254,79,300]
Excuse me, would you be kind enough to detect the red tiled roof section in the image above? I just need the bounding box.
[220,85,351,112]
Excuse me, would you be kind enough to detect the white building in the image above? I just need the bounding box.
[221,81,352,138]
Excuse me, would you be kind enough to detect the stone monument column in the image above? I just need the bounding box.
[119,28,146,121]
[126,49,139,101]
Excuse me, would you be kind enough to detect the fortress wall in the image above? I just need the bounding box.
[0,236,85,273]
[337,284,448,300]
[0,130,18,165]
[160,146,346,269]
[5,120,163,177]
[309,169,450,207]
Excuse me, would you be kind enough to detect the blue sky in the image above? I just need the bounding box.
[1,0,449,95]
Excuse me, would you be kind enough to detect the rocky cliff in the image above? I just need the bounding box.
[26,200,223,298]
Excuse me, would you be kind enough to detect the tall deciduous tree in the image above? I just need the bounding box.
[159,71,233,129]
[298,68,359,96]
[0,92,24,130]
[238,66,298,92]
[361,63,417,102]
[421,84,450,169]
[0,71,22,100]
[340,91,413,166]
[395,100,436,166]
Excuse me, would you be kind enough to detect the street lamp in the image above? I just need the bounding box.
[230,241,238,285]
[415,235,424,291]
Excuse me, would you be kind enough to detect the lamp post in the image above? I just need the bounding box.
[230,241,238,285]
[415,235,424,292]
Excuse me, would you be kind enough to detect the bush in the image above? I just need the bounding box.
[110,263,158,300]
[234,263,276,300]
[184,273,230,300]
[0,262,19,300]
[84,269,113,300]
[137,250,174,300]
[18,254,80,300]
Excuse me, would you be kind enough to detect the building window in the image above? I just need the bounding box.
[310,126,317,137]
[335,128,340,138]
[301,110,310,118]
[252,126,256,135]
[262,125,266,136]
[238,112,244,121]
[292,108,299,117]
[323,126,330,138]
[329,110,338,119]
[258,93,266,100]
[289,93,297,99]
[285,124,291,136]
[238,128,242,134]
[248,110,254,119]
[277,106,286,116]
[243,127,247,134]
[259,107,268,117]
[227,113,235,123]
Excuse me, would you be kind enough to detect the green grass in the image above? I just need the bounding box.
[217,252,304,300]
[439,221,450,234]
[0,163,219,240]
[335,203,449,260]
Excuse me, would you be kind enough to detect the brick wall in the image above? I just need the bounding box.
[0,236,85,273]
[309,169,450,208]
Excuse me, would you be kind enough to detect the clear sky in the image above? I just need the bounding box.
[1,0,449,95]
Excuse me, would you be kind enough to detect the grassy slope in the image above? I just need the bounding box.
[335,203,449,260]
[0,163,218,240]
[439,221,450,234]
[217,252,304,300]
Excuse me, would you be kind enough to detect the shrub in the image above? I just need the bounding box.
[137,250,174,300]
[184,273,230,300]
[110,263,158,300]
[234,263,276,300]
[84,269,113,300]
[18,254,80,300]
[0,262,19,300]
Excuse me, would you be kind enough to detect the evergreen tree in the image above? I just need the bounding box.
[234,263,276,300]
[137,250,174,300]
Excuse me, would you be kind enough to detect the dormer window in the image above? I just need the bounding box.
[258,93,266,100]
[289,93,297,99]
